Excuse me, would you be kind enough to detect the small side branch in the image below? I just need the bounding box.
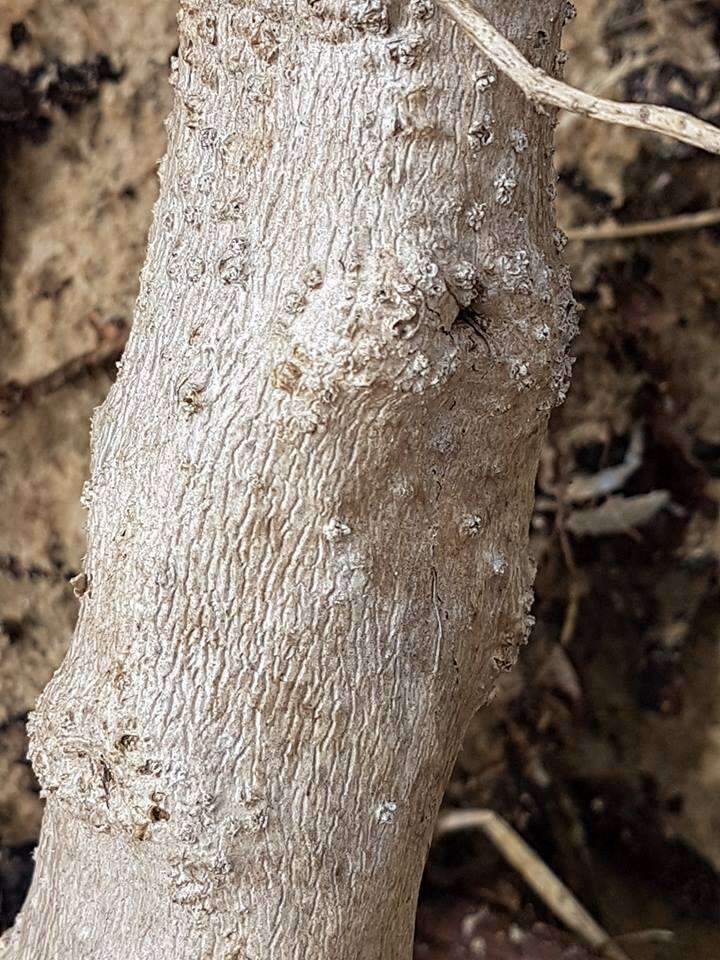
[437,0,720,156]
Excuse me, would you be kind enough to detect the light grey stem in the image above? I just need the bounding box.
[1,2,574,958]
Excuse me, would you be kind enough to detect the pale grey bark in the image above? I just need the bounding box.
[1,1,574,957]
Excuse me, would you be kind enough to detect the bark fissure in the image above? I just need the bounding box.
[2,2,573,958]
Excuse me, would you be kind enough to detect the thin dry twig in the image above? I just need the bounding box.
[565,207,720,241]
[437,0,720,155]
[565,423,644,502]
[614,928,675,946]
[559,578,582,647]
[436,808,632,960]
[565,490,671,537]
[555,502,583,646]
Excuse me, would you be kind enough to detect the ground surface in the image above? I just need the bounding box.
[1,2,719,957]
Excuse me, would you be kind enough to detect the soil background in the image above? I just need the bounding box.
[1,2,720,958]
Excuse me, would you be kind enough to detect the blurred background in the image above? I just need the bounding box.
[1,1,720,957]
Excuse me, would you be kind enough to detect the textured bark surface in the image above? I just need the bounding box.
[2,1,573,957]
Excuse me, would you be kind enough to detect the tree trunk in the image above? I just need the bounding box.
[1,1,574,957]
